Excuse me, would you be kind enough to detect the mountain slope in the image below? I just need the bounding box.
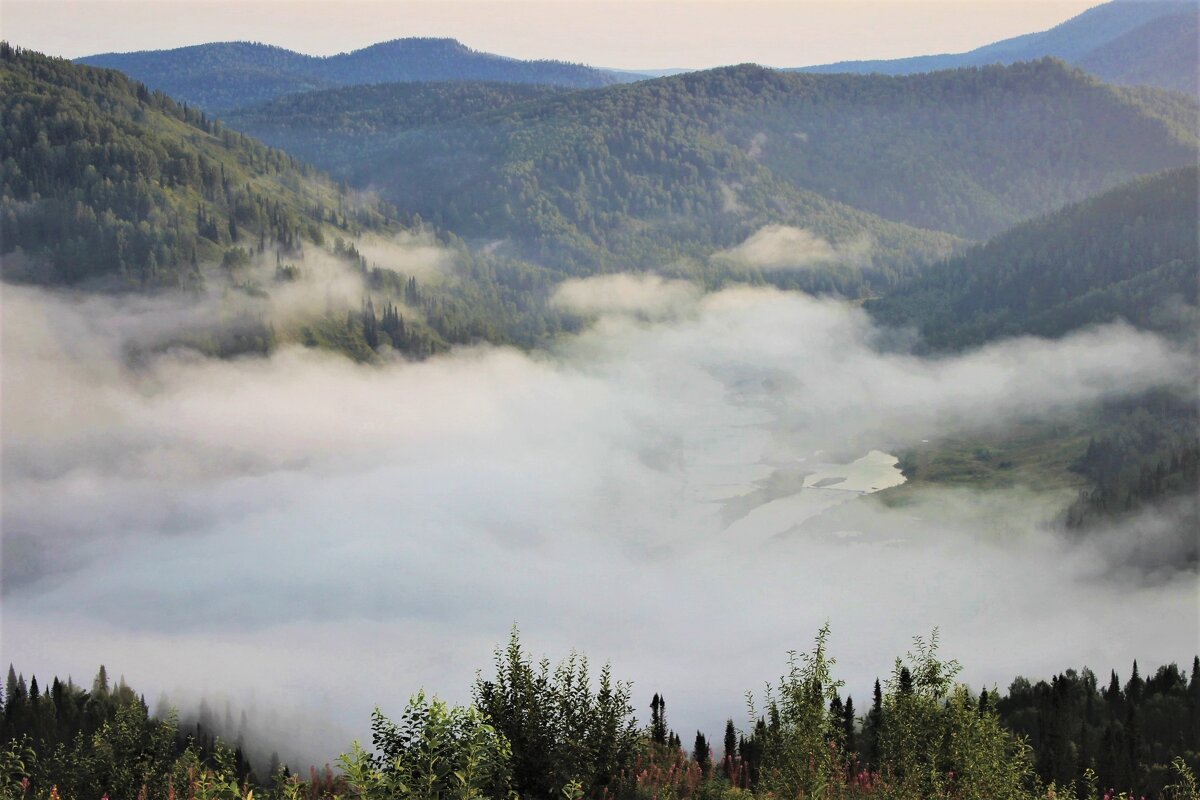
[0,43,385,287]
[223,81,571,176]
[1077,11,1199,95]
[77,38,633,112]
[797,0,1198,94]
[223,59,1196,274]
[866,166,1199,350]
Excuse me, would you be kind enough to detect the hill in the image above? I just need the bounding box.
[868,168,1199,528]
[223,81,570,176]
[223,59,1196,278]
[1077,11,1200,95]
[0,43,385,287]
[0,44,589,358]
[866,167,1199,349]
[76,38,634,112]
[797,0,1198,95]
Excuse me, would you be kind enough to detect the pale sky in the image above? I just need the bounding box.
[2,0,1099,70]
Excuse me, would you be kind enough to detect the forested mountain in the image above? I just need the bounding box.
[223,81,569,176]
[0,45,586,357]
[223,58,1196,279]
[1076,11,1200,96]
[871,168,1199,539]
[77,38,633,112]
[867,167,1199,350]
[0,43,386,287]
[798,0,1198,95]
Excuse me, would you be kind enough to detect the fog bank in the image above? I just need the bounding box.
[2,280,1196,766]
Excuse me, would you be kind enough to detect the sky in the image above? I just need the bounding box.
[2,0,1099,69]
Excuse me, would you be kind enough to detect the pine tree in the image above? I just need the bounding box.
[5,665,16,708]
[693,731,711,776]
[92,665,109,696]
[1190,655,1200,748]
[1125,660,1144,704]
[650,693,667,746]
[842,696,856,756]
[723,719,738,781]
[864,678,884,769]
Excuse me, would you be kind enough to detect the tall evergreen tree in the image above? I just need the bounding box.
[842,696,856,757]
[692,731,711,776]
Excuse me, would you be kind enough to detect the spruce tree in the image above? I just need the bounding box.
[650,694,667,746]
[693,731,711,776]
[864,678,884,769]
[842,696,856,756]
[723,719,738,781]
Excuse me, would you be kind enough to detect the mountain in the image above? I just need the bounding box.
[797,1,1198,95]
[0,44,591,356]
[222,59,1196,277]
[867,166,1199,350]
[0,43,387,287]
[223,81,571,176]
[76,38,635,112]
[869,167,1199,534]
[1076,10,1200,95]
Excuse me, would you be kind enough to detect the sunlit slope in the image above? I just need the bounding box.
[0,44,388,287]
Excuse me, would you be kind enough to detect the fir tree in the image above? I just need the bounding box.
[692,731,711,776]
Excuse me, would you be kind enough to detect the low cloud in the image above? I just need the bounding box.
[351,230,455,281]
[713,225,872,271]
[551,273,701,318]
[2,283,1195,767]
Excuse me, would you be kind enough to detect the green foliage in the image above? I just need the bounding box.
[997,659,1200,797]
[750,623,847,797]
[226,58,1194,287]
[868,167,1199,350]
[0,665,253,800]
[472,628,639,799]
[338,693,511,800]
[0,43,386,287]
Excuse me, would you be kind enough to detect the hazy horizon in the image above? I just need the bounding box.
[4,0,1098,69]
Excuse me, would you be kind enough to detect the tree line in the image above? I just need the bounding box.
[4,627,1199,800]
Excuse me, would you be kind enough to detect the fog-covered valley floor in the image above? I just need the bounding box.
[2,274,1197,765]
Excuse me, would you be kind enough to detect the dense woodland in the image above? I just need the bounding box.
[867,168,1199,349]
[0,45,582,356]
[0,43,384,287]
[224,59,1195,276]
[867,167,1200,538]
[3,630,1199,800]
[77,39,627,112]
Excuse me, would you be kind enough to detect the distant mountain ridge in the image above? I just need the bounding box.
[795,1,1198,94]
[77,38,639,111]
[222,59,1197,275]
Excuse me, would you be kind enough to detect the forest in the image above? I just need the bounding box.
[3,629,1199,800]
[222,59,1196,275]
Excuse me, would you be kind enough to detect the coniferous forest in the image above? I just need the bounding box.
[2,1,1198,798]
[4,629,1200,800]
